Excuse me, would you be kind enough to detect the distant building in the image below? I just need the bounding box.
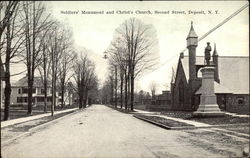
[155,91,171,106]
[171,23,249,113]
[145,90,172,111]
[57,82,76,106]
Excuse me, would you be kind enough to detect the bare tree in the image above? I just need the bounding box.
[1,2,26,120]
[45,22,65,115]
[0,1,19,40]
[73,51,97,109]
[106,39,129,109]
[149,81,157,100]
[108,18,159,111]
[21,1,53,114]
[57,27,76,108]
[38,30,53,112]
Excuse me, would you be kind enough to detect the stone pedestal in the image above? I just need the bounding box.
[193,66,224,117]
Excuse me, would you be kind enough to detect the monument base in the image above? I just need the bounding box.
[193,111,225,117]
[193,103,225,117]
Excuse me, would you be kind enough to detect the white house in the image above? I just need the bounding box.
[10,75,57,107]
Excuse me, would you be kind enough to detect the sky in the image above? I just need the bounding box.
[10,1,249,94]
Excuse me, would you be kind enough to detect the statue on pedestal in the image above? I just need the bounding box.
[205,42,211,65]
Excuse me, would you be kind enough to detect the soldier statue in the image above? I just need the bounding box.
[204,42,212,65]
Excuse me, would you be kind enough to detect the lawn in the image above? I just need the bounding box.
[161,111,249,125]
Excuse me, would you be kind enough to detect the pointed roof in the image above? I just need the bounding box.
[186,21,198,39]
[213,43,218,56]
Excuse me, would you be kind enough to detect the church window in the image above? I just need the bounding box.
[237,97,244,106]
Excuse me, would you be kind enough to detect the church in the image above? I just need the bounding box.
[170,23,249,113]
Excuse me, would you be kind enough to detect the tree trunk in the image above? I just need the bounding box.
[110,77,114,106]
[4,75,11,121]
[120,72,123,109]
[83,88,88,108]
[124,71,128,110]
[44,80,47,112]
[61,86,65,109]
[78,85,83,109]
[3,22,11,120]
[128,73,130,110]
[27,78,33,114]
[130,71,134,111]
[115,66,117,108]
[43,53,47,112]
[79,93,83,109]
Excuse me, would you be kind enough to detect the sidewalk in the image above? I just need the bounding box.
[225,112,249,118]
[133,109,250,139]
[1,108,78,128]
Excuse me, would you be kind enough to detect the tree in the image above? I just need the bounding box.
[108,18,159,111]
[57,26,76,108]
[1,2,26,120]
[37,29,53,112]
[0,1,19,40]
[73,51,97,109]
[149,80,157,100]
[21,1,53,114]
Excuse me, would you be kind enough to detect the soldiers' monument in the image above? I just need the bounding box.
[193,43,224,117]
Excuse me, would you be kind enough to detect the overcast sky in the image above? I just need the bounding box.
[11,1,249,94]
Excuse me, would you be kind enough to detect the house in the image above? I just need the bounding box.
[57,82,76,107]
[171,23,249,113]
[10,75,57,107]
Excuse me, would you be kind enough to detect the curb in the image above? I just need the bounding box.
[134,115,250,131]
[133,115,195,130]
[29,109,80,132]
[1,109,80,146]
[1,108,78,128]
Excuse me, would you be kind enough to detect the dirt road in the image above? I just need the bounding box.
[2,104,248,158]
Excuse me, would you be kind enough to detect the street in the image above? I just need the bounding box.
[2,104,248,158]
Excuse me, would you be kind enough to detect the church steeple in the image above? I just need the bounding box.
[212,43,220,83]
[186,21,198,80]
[186,21,198,40]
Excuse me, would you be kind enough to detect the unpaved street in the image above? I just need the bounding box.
[2,104,248,158]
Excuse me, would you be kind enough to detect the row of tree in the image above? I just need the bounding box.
[101,18,159,111]
[1,1,98,120]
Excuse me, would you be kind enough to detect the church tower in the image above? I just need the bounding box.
[186,21,198,81]
[213,43,220,83]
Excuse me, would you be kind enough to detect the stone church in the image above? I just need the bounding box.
[171,23,249,113]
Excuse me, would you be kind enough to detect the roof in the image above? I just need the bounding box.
[13,75,52,87]
[180,56,249,94]
[186,22,198,39]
